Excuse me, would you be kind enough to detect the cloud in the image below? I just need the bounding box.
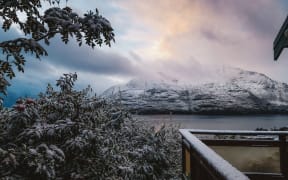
[43,37,137,77]
[129,51,142,61]
[202,0,284,38]
[112,0,288,82]
[113,0,284,51]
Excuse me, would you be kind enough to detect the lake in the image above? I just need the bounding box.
[134,114,288,130]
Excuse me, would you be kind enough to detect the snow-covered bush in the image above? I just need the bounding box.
[0,73,181,179]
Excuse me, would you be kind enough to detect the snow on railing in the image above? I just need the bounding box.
[183,129,288,135]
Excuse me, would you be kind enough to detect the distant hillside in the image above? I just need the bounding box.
[102,68,288,114]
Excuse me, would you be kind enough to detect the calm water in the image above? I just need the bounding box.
[134,114,288,130]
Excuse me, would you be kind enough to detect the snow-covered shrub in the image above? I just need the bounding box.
[0,73,181,179]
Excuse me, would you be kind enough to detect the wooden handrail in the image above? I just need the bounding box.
[180,129,249,180]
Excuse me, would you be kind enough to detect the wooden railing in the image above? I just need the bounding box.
[179,129,288,180]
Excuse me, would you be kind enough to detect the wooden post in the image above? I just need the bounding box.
[182,138,191,179]
[279,135,288,177]
[182,138,186,177]
[190,150,196,180]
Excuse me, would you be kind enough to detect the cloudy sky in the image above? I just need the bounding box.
[2,0,288,106]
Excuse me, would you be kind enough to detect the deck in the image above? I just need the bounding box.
[180,129,288,180]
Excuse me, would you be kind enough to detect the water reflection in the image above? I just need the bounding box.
[135,114,288,130]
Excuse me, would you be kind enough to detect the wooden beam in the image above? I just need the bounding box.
[202,139,280,147]
[274,16,288,60]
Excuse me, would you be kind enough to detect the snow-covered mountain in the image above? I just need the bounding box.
[102,68,288,114]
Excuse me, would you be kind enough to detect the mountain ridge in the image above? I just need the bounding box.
[102,68,288,114]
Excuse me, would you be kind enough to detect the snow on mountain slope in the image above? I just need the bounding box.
[102,68,288,114]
